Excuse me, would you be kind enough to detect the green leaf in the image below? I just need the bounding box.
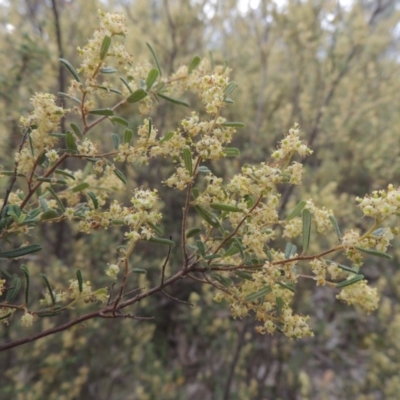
[99,35,112,60]
[41,274,56,306]
[210,203,243,213]
[160,131,175,143]
[127,89,147,103]
[329,215,342,240]
[209,273,232,287]
[0,244,42,259]
[146,42,162,76]
[88,108,114,116]
[146,222,164,236]
[70,123,84,140]
[196,240,206,256]
[120,77,133,93]
[54,169,75,180]
[223,148,240,157]
[354,246,392,259]
[39,196,48,212]
[234,271,254,281]
[277,281,296,293]
[132,268,147,274]
[286,200,307,220]
[336,274,365,288]
[37,178,67,185]
[188,56,201,73]
[220,122,245,128]
[66,131,78,152]
[186,228,201,238]
[76,269,83,293]
[146,68,159,90]
[110,116,129,127]
[284,243,297,259]
[123,129,134,144]
[41,209,59,220]
[326,261,358,274]
[46,187,66,212]
[275,297,284,315]
[182,148,193,176]
[6,274,21,302]
[146,237,176,246]
[197,166,211,174]
[72,182,89,192]
[59,58,81,82]
[100,67,117,74]
[224,82,237,97]
[0,312,12,321]
[223,244,240,258]
[111,133,120,150]
[302,209,312,254]
[113,168,127,185]
[157,93,189,107]
[245,286,272,302]
[194,205,220,228]
[192,187,200,199]
[58,92,81,104]
[87,191,98,209]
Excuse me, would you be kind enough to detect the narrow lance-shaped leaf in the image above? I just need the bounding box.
[123,129,134,144]
[277,281,296,293]
[245,286,272,302]
[41,273,56,306]
[196,240,206,256]
[234,271,254,281]
[20,265,30,304]
[72,182,89,192]
[113,168,127,185]
[302,209,312,254]
[0,244,42,259]
[209,273,232,287]
[145,68,159,90]
[59,58,81,82]
[210,203,243,213]
[194,205,220,228]
[220,122,245,128]
[186,228,201,239]
[284,243,297,259]
[354,246,392,259]
[224,81,237,97]
[146,222,163,236]
[111,133,120,149]
[188,56,201,73]
[100,35,111,60]
[146,42,162,76]
[146,237,175,246]
[88,108,114,116]
[76,270,83,293]
[329,215,342,240]
[66,131,78,152]
[6,274,22,302]
[224,148,240,157]
[41,209,59,220]
[110,116,129,127]
[120,77,132,93]
[159,131,175,143]
[157,93,189,107]
[286,200,306,220]
[87,191,98,209]
[70,123,84,140]
[182,148,193,176]
[46,187,66,212]
[336,274,364,288]
[127,89,147,103]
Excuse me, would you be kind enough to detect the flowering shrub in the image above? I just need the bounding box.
[0,11,398,350]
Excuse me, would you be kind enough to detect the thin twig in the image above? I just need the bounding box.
[161,290,193,307]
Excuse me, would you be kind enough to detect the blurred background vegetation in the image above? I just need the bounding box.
[1,0,400,399]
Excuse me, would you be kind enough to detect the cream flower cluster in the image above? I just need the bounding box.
[271,124,313,160]
[337,279,379,313]
[357,184,400,220]
[76,10,130,85]
[17,93,67,174]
